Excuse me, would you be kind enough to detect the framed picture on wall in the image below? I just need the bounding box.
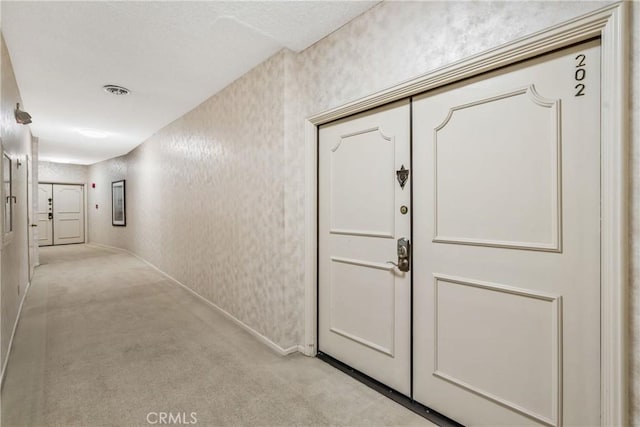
[112,180,126,226]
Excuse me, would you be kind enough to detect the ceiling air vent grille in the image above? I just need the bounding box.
[103,85,130,96]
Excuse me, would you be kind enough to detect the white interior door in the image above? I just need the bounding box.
[318,100,411,395]
[412,40,601,426]
[37,183,52,246]
[27,156,36,277]
[52,184,84,245]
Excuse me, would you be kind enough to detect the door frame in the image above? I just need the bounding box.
[39,181,87,245]
[303,3,629,425]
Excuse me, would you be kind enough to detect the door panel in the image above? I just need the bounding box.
[433,275,560,423]
[412,40,601,426]
[329,128,395,237]
[27,156,35,277]
[432,86,560,250]
[53,184,84,245]
[37,183,52,246]
[330,258,396,355]
[319,100,411,395]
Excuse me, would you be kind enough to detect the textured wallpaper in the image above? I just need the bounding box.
[0,35,33,369]
[85,1,638,421]
[89,51,290,346]
[86,156,127,249]
[38,161,88,184]
[87,157,129,249]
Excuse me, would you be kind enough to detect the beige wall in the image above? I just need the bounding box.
[85,1,639,421]
[38,161,88,184]
[86,155,127,253]
[88,51,290,346]
[0,34,33,373]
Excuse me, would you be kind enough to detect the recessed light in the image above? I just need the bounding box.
[103,84,130,96]
[76,128,108,138]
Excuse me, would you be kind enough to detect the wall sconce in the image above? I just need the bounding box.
[14,103,32,125]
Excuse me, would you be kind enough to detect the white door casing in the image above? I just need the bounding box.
[412,40,601,426]
[37,183,52,246]
[318,100,411,395]
[305,3,627,425]
[52,184,84,245]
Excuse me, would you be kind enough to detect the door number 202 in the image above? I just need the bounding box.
[575,54,586,97]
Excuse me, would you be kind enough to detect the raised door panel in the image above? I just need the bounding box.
[329,257,396,356]
[55,188,81,213]
[330,128,395,238]
[433,86,560,251]
[433,275,561,425]
[55,218,82,240]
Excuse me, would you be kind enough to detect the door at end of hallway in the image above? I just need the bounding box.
[38,183,85,246]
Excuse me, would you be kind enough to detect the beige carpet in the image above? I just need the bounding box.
[1,244,433,427]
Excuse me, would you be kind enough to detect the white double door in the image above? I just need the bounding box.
[318,40,600,425]
[38,183,85,246]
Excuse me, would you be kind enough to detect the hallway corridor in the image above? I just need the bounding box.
[1,245,431,427]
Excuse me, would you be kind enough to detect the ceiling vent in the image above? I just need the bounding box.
[103,84,130,96]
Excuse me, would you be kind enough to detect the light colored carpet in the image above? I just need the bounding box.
[1,244,433,427]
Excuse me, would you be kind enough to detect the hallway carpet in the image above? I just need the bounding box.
[1,245,432,427]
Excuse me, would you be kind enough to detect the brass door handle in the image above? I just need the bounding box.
[30,224,37,227]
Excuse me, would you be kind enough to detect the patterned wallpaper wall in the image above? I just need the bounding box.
[88,51,290,346]
[87,156,127,248]
[38,161,88,184]
[86,1,638,420]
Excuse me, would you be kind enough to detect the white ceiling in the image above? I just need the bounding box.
[2,1,377,165]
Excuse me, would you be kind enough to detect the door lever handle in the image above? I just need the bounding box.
[386,259,409,271]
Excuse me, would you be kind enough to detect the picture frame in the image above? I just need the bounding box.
[112,180,126,226]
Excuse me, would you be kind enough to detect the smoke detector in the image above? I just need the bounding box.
[103,84,130,96]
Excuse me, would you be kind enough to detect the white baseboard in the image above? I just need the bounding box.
[0,280,32,389]
[86,242,303,357]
